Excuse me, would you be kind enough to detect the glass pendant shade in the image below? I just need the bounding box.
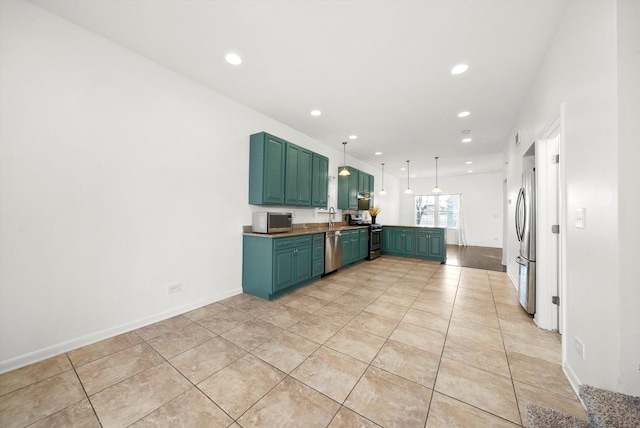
[404,160,413,194]
[379,163,386,195]
[339,142,351,176]
[432,156,442,193]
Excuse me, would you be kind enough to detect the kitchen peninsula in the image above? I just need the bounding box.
[242,223,446,300]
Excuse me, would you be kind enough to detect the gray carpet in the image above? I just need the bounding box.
[527,403,589,428]
[527,385,640,428]
[580,384,640,428]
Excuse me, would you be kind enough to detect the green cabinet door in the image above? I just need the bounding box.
[298,149,312,205]
[382,227,393,253]
[415,231,429,258]
[249,132,286,205]
[338,167,359,209]
[427,230,445,259]
[358,170,368,193]
[294,246,312,282]
[273,248,295,291]
[285,144,312,206]
[369,174,375,195]
[402,230,414,255]
[391,229,404,253]
[359,228,369,259]
[350,232,359,263]
[311,154,329,207]
[341,230,353,264]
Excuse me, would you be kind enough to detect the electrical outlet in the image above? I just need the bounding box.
[575,337,585,359]
[168,283,182,294]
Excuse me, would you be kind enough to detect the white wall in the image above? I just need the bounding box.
[616,0,640,394]
[503,0,639,394]
[0,1,391,372]
[397,172,504,248]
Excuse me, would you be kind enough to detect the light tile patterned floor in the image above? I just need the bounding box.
[0,256,587,427]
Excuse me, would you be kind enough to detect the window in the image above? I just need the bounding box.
[415,194,460,228]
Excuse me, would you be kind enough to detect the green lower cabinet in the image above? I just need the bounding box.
[382,226,446,263]
[312,234,325,276]
[341,228,368,266]
[293,246,312,282]
[243,233,323,300]
[341,230,353,264]
[415,233,429,258]
[359,228,369,259]
[387,228,413,256]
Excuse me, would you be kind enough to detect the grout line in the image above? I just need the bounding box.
[424,263,461,426]
[490,271,525,426]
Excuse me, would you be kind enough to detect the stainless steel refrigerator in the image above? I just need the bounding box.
[515,168,536,314]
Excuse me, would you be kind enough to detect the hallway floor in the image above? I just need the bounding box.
[446,244,505,272]
[0,256,586,427]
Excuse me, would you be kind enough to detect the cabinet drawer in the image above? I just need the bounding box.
[312,259,324,276]
[313,234,324,245]
[273,238,295,250]
[294,236,312,247]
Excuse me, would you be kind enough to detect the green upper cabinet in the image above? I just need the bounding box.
[285,143,312,206]
[249,132,286,205]
[249,132,328,207]
[311,153,329,208]
[358,170,368,193]
[338,166,373,210]
[337,166,359,210]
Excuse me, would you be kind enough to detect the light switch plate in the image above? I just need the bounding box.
[575,208,585,228]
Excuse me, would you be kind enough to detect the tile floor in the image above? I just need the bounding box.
[0,256,587,427]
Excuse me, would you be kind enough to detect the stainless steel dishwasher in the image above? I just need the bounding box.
[325,230,343,274]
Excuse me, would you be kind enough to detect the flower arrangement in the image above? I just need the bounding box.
[368,205,381,217]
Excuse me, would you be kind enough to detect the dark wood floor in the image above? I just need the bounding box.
[445,245,505,272]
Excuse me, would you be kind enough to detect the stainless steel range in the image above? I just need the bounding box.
[368,223,382,260]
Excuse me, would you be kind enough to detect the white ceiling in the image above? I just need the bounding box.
[30,0,568,179]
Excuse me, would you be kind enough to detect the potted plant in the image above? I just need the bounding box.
[368,205,381,224]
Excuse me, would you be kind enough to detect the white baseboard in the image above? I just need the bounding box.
[563,361,587,409]
[507,270,518,292]
[0,287,242,375]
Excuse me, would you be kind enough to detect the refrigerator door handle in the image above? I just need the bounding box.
[515,187,525,242]
[515,255,526,266]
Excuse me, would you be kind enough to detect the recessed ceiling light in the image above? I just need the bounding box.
[310,110,322,116]
[374,152,382,155]
[458,111,470,118]
[467,170,474,173]
[349,135,357,139]
[465,161,473,165]
[400,167,406,171]
[462,138,472,143]
[451,64,468,75]
[225,53,242,65]
[411,174,416,178]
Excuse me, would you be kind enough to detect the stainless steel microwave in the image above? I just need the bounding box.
[252,212,292,234]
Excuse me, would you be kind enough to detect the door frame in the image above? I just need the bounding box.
[535,105,566,336]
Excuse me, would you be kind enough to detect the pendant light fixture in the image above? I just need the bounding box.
[404,160,413,194]
[379,163,387,195]
[339,142,350,176]
[432,156,442,193]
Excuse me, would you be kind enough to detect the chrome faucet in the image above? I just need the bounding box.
[328,207,336,229]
